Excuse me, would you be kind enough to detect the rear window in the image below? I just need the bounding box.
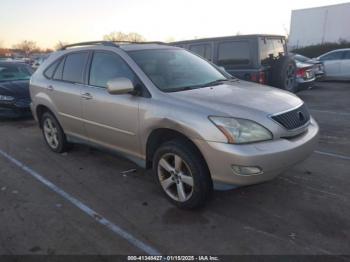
[217,41,250,68]
[260,38,285,65]
[62,52,89,83]
[53,58,65,80]
[44,59,60,79]
[189,44,212,61]
[320,51,344,61]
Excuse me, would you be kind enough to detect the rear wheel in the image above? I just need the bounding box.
[153,140,212,209]
[41,112,70,153]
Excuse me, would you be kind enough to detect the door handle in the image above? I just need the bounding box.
[47,85,54,91]
[81,92,93,100]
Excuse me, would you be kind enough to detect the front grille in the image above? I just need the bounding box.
[271,104,310,130]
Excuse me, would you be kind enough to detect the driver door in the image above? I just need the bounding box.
[81,50,141,157]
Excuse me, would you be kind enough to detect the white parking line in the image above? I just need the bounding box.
[314,150,350,161]
[0,148,161,256]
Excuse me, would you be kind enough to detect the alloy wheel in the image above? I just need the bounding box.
[157,153,194,202]
[43,118,59,149]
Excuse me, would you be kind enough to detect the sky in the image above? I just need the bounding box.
[0,0,348,48]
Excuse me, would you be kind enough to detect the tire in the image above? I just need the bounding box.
[270,56,297,93]
[40,111,70,153]
[153,139,213,209]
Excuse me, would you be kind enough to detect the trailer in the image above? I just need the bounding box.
[289,2,350,49]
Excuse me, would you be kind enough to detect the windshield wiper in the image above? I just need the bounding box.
[167,78,238,93]
[201,79,230,87]
[187,79,231,89]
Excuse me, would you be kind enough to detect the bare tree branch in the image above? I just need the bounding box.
[103,31,146,42]
[54,41,69,50]
[12,40,39,57]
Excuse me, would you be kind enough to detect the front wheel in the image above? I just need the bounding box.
[153,140,212,209]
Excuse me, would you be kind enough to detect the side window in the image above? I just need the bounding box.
[44,59,60,79]
[53,58,65,80]
[189,44,212,61]
[217,41,250,68]
[62,52,89,83]
[89,51,137,88]
[343,51,350,59]
[320,51,344,61]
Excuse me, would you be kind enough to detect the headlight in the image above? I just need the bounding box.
[0,95,15,101]
[209,116,272,144]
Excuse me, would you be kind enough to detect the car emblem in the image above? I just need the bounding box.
[297,111,305,122]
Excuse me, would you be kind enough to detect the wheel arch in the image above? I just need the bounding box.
[35,104,58,128]
[145,128,209,172]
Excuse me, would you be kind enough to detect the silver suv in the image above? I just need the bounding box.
[30,41,319,209]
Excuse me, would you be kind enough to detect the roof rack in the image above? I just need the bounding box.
[59,41,119,50]
[59,41,168,50]
[111,41,168,45]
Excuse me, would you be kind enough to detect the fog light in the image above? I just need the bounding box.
[231,165,262,176]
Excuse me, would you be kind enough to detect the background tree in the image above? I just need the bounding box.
[103,31,145,42]
[54,41,69,50]
[12,40,38,57]
[127,32,146,42]
[165,37,175,43]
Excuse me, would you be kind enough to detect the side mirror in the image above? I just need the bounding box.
[107,77,135,95]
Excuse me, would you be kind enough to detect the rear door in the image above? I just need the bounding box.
[340,50,350,79]
[319,51,344,78]
[47,51,89,138]
[81,50,141,156]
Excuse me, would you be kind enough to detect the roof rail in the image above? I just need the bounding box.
[59,40,168,51]
[59,41,119,50]
[111,41,168,45]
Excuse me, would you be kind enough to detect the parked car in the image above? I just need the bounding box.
[32,56,48,70]
[292,53,324,79]
[30,41,319,209]
[295,61,316,90]
[172,35,299,92]
[316,48,350,80]
[0,62,33,118]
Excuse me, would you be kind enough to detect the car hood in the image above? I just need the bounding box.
[0,80,30,98]
[168,80,303,119]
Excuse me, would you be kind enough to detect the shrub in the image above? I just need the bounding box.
[291,41,350,58]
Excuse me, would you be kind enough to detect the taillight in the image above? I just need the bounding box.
[258,71,267,84]
[297,68,306,78]
[251,71,267,84]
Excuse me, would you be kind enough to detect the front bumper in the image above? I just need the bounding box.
[0,99,32,118]
[195,118,319,186]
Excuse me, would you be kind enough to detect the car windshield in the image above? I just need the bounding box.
[128,49,227,92]
[0,63,33,82]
